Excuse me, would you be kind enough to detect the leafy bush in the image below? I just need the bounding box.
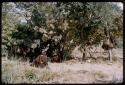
[24,69,37,81]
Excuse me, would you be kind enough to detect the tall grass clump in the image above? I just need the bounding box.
[2,57,58,84]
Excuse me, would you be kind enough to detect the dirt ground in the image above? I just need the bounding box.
[46,59,123,84]
[45,48,123,84]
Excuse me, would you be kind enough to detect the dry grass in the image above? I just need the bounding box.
[92,71,111,83]
[2,57,58,84]
[2,47,123,84]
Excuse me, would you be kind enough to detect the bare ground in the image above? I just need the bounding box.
[46,58,123,84]
[46,48,123,84]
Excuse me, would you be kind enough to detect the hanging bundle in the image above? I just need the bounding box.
[102,38,113,50]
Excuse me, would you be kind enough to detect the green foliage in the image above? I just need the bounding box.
[25,69,37,80]
[11,24,43,47]
[31,8,46,27]
[111,15,123,37]
[2,2,123,60]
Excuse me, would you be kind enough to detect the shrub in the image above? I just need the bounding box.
[24,69,37,81]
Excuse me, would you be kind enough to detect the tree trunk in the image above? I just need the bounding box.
[82,47,86,61]
[108,49,112,62]
[88,46,95,58]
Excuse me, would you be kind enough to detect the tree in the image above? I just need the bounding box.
[54,2,105,61]
[2,2,123,62]
[2,2,21,56]
[55,2,123,62]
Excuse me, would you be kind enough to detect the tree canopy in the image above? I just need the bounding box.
[2,2,123,60]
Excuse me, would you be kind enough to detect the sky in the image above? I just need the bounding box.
[118,2,123,10]
[113,2,123,10]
